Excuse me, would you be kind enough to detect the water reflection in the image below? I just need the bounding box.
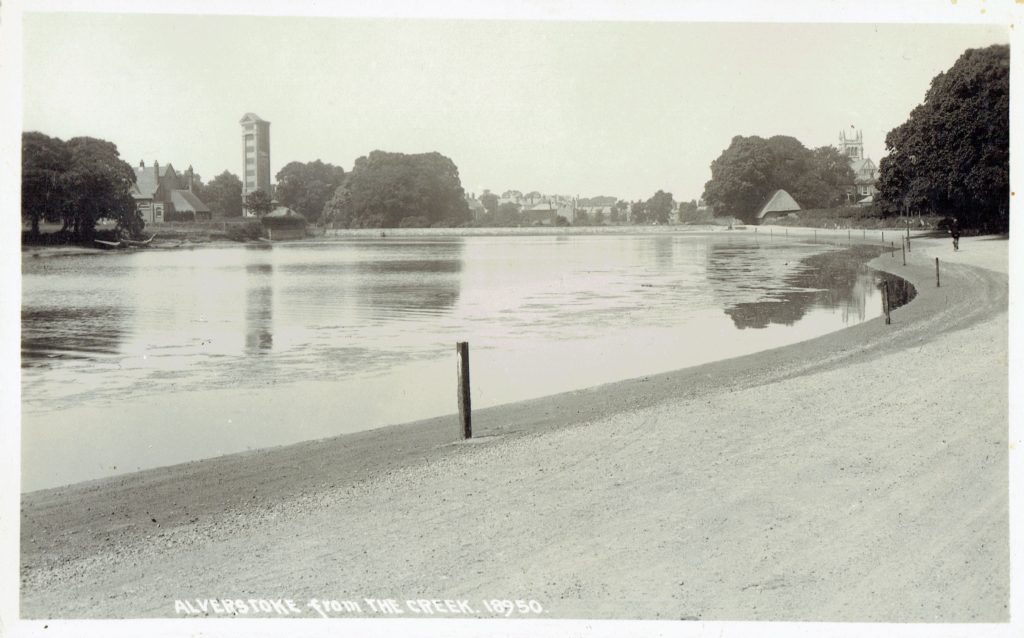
[707,244,912,330]
[21,306,129,362]
[245,262,274,354]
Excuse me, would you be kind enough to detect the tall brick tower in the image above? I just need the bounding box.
[240,113,271,202]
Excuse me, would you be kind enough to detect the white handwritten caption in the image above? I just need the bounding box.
[174,598,545,617]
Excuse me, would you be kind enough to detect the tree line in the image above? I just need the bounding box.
[21,133,142,240]
[877,44,1008,232]
[700,44,1008,232]
[702,135,855,222]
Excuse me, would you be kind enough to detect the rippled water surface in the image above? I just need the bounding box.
[22,233,910,490]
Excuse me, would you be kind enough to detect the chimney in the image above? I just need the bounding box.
[187,165,194,192]
[154,160,159,174]
[139,159,145,168]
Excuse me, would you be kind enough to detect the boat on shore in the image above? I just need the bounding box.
[94,234,157,249]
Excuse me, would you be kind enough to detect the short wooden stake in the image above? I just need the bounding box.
[935,257,940,288]
[902,240,906,266]
[863,229,866,240]
[891,241,894,258]
[456,341,472,439]
[882,281,891,325]
[848,229,851,243]
[906,221,911,252]
[813,229,817,242]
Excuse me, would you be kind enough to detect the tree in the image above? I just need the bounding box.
[703,134,855,222]
[630,200,648,224]
[480,192,499,216]
[494,201,522,226]
[645,190,675,224]
[322,150,471,228]
[63,137,140,239]
[204,171,244,218]
[22,132,71,237]
[274,160,345,224]
[877,44,1009,231]
[244,189,273,217]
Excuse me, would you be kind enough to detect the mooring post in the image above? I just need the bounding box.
[882,281,891,325]
[902,240,906,266]
[863,229,866,240]
[813,229,817,242]
[456,341,471,439]
[891,241,894,258]
[906,221,911,252]
[848,229,851,243]
[936,257,940,288]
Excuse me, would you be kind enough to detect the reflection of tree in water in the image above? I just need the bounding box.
[344,240,464,320]
[21,306,130,363]
[707,244,908,330]
[245,262,273,354]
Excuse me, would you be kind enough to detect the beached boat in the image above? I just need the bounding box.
[93,239,124,249]
[122,234,156,247]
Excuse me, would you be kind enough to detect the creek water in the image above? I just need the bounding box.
[21,232,913,491]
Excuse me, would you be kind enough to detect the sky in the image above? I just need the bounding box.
[20,12,1008,202]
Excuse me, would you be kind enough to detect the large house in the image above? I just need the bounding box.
[131,160,212,222]
[837,129,878,203]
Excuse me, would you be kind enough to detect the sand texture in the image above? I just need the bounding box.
[20,234,1009,621]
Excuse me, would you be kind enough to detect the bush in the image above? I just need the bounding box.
[224,220,262,241]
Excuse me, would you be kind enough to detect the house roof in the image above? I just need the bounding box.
[850,157,876,173]
[239,112,268,124]
[265,205,305,219]
[755,189,801,218]
[170,189,210,213]
[131,163,174,199]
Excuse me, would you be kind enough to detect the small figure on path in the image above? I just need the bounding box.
[950,217,961,251]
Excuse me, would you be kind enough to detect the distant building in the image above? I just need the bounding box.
[131,160,211,222]
[240,112,272,207]
[838,129,878,203]
[261,205,306,240]
[755,189,801,224]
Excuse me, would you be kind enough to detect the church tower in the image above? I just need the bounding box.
[838,128,863,161]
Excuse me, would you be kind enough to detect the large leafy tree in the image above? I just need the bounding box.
[63,137,140,239]
[877,44,1009,231]
[244,189,273,217]
[322,150,471,228]
[274,160,345,224]
[703,135,855,221]
[645,190,675,224]
[204,171,244,218]
[22,132,71,237]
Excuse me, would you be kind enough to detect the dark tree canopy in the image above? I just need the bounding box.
[244,189,273,217]
[877,44,1009,231]
[645,190,675,225]
[322,151,471,228]
[702,135,855,221]
[204,171,244,218]
[22,134,141,240]
[274,160,346,224]
[22,132,72,236]
[480,192,499,215]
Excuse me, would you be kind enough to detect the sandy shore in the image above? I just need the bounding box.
[19,233,1009,621]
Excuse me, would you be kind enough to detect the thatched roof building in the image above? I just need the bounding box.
[754,189,801,224]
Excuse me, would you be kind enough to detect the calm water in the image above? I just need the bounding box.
[21,233,911,490]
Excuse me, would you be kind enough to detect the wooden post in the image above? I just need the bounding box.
[882,231,885,244]
[456,341,471,439]
[906,221,911,252]
[813,229,817,242]
[863,229,866,240]
[891,241,894,258]
[882,281,891,325]
[902,240,906,266]
[848,229,851,243]
[935,257,940,288]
